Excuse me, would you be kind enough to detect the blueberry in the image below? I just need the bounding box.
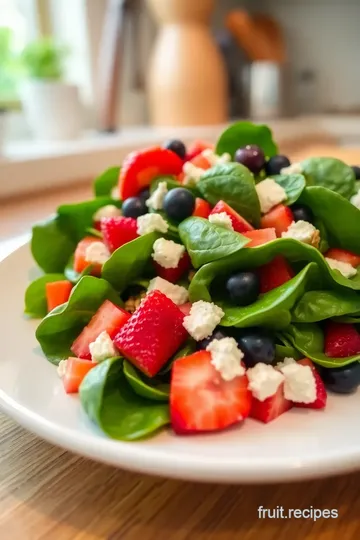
[122,196,148,218]
[320,362,360,394]
[351,166,360,180]
[265,155,291,175]
[138,188,150,201]
[291,204,313,223]
[226,271,260,306]
[236,330,276,368]
[235,145,265,175]
[164,139,186,160]
[163,187,195,222]
[197,328,228,350]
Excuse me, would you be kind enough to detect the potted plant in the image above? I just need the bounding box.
[20,38,83,140]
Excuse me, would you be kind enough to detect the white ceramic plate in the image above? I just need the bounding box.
[2,241,360,484]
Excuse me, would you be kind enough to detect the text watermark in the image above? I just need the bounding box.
[258,506,338,521]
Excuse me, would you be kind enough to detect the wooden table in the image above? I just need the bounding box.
[2,143,360,539]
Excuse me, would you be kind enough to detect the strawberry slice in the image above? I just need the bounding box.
[185,140,214,162]
[63,357,95,394]
[210,200,254,233]
[258,256,294,293]
[153,252,191,284]
[260,204,294,236]
[243,228,276,247]
[114,290,188,377]
[325,248,360,268]
[119,147,183,200]
[100,217,138,252]
[192,198,212,219]
[324,322,360,358]
[73,236,103,276]
[178,302,192,316]
[170,350,251,433]
[296,358,327,409]
[71,300,130,360]
[250,382,292,423]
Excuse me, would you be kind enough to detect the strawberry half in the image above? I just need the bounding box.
[210,200,254,233]
[192,198,212,219]
[185,140,214,162]
[74,236,103,276]
[170,350,251,434]
[250,383,292,423]
[153,252,191,284]
[243,228,276,247]
[119,147,183,200]
[325,248,360,268]
[258,256,294,294]
[100,217,138,252]
[114,290,188,377]
[260,204,293,236]
[324,322,360,358]
[296,358,327,409]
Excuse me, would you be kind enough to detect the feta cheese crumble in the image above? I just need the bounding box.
[145,181,168,210]
[93,204,122,221]
[351,190,360,210]
[276,357,296,370]
[89,331,118,363]
[137,213,169,235]
[202,149,231,167]
[182,162,205,186]
[152,238,185,269]
[147,276,188,305]
[111,186,120,199]
[206,337,245,381]
[183,300,224,341]
[247,363,285,401]
[280,162,303,175]
[208,212,234,231]
[255,178,287,214]
[84,241,110,265]
[281,220,320,248]
[278,360,316,404]
[57,359,68,378]
[325,257,357,278]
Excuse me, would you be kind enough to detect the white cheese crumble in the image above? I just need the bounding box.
[281,220,320,247]
[202,149,231,166]
[84,241,111,265]
[208,212,234,231]
[93,204,122,221]
[351,190,360,210]
[206,337,245,381]
[111,186,120,199]
[89,331,118,363]
[247,363,285,401]
[145,181,168,211]
[152,238,185,269]
[57,359,68,378]
[280,162,303,175]
[255,178,287,214]
[147,276,188,305]
[278,361,316,404]
[276,357,296,370]
[183,300,224,341]
[182,162,205,186]
[137,213,169,235]
[325,257,357,278]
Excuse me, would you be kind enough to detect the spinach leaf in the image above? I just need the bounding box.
[36,276,122,364]
[332,315,360,323]
[24,273,66,318]
[86,227,103,238]
[102,232,159,292]
[275,344,301,360]
[31,216,76,273]
[64,255,93,284]
[271,174,306,205]
[93,166,120,197]
[292,290,360,323]
[313,217,329,253]
[159,338,197,374]
[215,121,278,159]
[197,163,261,226]
[80,357,170,441]
[178,217,250,268]
[123,360,169,401]
[301,157,355,198]
[150,176,200,197]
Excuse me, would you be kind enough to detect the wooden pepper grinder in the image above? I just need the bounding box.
[146,0,227,126]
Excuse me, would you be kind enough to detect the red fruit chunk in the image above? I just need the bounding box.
[100,216,138,252]
[210,200,254,233]
[153,252,191,284]
[325,248,360,268]
[71,300,130,360]
[178,302,192,316]
[258,256,294,294]
[114,290,188,377]
[119,147,183,200]
[192,198,212,218]
[170,350,251,434]
[250,382,292,424]
[324,322,360,358]
[73,236,103,276]
[243,228,276,247]
[296,358,327,409]
[185,140,214,162]
[63,357,95,394]
[46,280,72,312]
[260,204,293,236]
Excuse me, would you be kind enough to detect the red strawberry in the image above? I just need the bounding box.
[170,350,251,434]
[185,140,214,162]
[243,228,276,247]
[100,216,138,252]
[324,322,360,358]
[325,248,360,268]
[153,252,191,284]
[119,147,183,200]
[250,383,292,423]
[71,300,130,360]
[210,200,254,233]
[296,358,327,409]
[258,256,294,293]
[178,302,192,316]
[192,198,212,218]
[63,357,95,394]
[260,204,293,236]
[73,236,103,276]
[114,290,188,377]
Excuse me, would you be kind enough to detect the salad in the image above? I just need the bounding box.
[24,121,360,440]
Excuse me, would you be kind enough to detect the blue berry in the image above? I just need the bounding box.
[197,328,228,350]
[320,363,360,394]
[164,139,186,160]
[291,204,313,223]
[235,145,265,175]
[236,331,276,368]
[265,155,291,175]
[122,196,148,218]
[163,188,195,222]
[226,272,260,306]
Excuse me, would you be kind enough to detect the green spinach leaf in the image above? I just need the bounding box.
[24,273,66,318]
[93,166,120,197]
[215,121,278,159]
[271,174,306,205]
[292,290,360,323]
[301,157,355,198]
[275,344,301,360]
[31,216,76,273]
[123,360,169,401]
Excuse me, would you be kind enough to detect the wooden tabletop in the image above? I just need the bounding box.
[2,143,360,539]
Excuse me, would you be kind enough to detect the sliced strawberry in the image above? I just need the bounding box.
[63,357,95,394]
[324,322,360,358]
[46,280,72,312]
[325,248,360,268]
[243,228,276,247]
[170,350,251,434]
[258,256,294,293]
[250,382,292,423]
[71,300,130,360]
[178,302,192,316]
[190,153,212,170]
[100,216,138,252]
[119,147,183,200]
[114,290,188,377]
[296,358,327,409]
[192,198,212,219]
[210,200,254,233]
[260,204,294,236]
[153,252,191,284]
[185,140,214,162]
[73,236,103,276]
